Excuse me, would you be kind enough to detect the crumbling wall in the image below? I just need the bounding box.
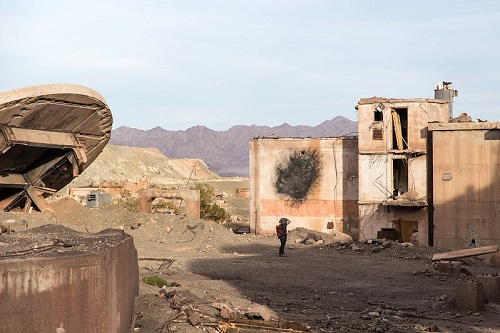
[138,188,200,219]
[250,137,358,237]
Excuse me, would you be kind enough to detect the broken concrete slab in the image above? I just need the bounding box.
[435,261,462,274]
[432,245,499,261]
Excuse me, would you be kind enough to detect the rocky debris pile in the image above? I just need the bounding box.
[0,224,130,259]
[0,197,250,257]
[312,301,462,333]
[413,258,500,284]
[133,280,308,333]
[288,227,353,246]
[333,239,443,261]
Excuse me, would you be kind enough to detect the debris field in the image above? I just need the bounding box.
[0,197,499,333]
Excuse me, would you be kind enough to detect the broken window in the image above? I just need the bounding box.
[391,108,408,150]
[374,110,383,121]
[392,158,408,196]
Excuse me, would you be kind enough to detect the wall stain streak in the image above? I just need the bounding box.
[275,149,321,204]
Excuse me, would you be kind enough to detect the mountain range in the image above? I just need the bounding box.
[109,116,358,177]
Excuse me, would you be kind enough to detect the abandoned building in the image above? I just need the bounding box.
[249,136,359,238]
[356,82,500,250]
[250,82,500,251]
[356,95,451,245]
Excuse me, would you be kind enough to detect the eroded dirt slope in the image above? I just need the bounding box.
[69,144,222,187]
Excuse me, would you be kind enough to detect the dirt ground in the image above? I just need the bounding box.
[2,189,500,333]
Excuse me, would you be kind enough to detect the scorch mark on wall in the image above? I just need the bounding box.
[275,149,321,204]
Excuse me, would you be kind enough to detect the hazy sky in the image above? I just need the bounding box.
[1,1,499,131]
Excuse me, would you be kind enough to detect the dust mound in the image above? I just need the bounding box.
[50,197,88,217]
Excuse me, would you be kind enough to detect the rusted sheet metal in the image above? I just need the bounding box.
[0,84,112,212]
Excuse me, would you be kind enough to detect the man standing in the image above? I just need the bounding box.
[278,217,291,257]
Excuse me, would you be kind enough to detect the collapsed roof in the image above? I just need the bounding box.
[0,84,112,212]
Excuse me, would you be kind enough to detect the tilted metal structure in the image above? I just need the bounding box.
[0,84,112,212]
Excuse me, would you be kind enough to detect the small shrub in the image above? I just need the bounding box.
[116,196,139,212]
[196,183,230,223]
[115,190,139,212]
[153,199,181,215]
[142,276,168,288]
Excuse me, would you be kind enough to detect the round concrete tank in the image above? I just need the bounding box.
[0,224,138,332]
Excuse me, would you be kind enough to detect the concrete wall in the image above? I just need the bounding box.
[99,179,149,196]
[68,187,97,205]
[250,137,358,237]
[138,188,200,219]
[0,231,139,332]
[430,122,500,249]
[357,98,450,244]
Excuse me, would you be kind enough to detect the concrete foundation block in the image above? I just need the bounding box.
[476,276,500,302]
[0,226,139,332]
[436,261,462,274]
[455,281,484,311]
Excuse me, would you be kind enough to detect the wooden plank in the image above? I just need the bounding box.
[432,245,498,261]
[219,319,308,332]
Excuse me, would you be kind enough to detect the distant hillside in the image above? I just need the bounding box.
[110,116,358,177]
[69,144,219,187]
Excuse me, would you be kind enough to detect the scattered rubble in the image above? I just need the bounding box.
[1,197,499,332]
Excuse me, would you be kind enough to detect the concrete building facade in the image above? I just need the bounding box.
[429,121,500,249]
[250,137,358,237]
[357,97,450,245]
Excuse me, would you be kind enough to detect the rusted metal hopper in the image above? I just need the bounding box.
[0,84,112,212]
